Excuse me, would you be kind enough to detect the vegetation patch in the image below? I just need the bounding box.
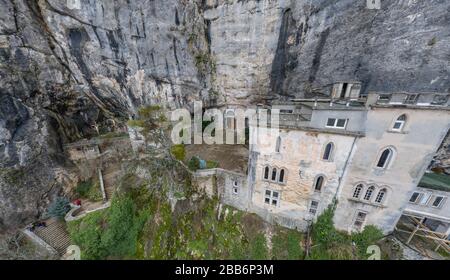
[170,144,186,161]
[75,179,102,201]
[67,193,151,260]
[46,197,71,219]
[309,204,384,260]
[188,156,201,171]
[271,228,304,260]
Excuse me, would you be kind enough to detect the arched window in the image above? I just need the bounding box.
[364,186,375,201]
[376,148,394,168]
[279,169,285,183]
[392,114,406,131]
[353,184,364,199]
[375,188,387,204]
[225,110,235,129]
[263,166,270,180]
[271,168,277,181]
[275,136,282,153]
[314,176,325,192]
[323,142,334,161]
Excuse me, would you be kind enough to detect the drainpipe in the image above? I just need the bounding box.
[334,136,358,205]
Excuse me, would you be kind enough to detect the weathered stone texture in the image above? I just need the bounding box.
[1,0,449,230]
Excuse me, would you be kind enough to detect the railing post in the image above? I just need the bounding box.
[98,169,107,202]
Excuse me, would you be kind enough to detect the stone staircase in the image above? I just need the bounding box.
[33,218,71,256]
[103,166,121,201]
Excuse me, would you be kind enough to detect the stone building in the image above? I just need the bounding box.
[196,82,450,241]
[333,92,450,234]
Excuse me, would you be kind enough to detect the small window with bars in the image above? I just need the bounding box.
[309,200,319,216]
[326,118,348,129]
[264,190,280,207]
[353,211,367,231]
[404,94,419,104]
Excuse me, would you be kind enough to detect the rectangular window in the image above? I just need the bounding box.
[419,193,431,205]
[280,109,294,114]
[431,95,448,105]
[409,192,422,203]
[353,211,367,231]
[309,200,319,215]
[264,190,280,207]
[326,118,347,129]
[336,119,347,128]
[432,196,445,208]
[404,94,419,104]
[378,95,391,103]
[326,118,336,127]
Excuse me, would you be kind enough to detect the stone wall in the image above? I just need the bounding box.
[248,126,358,231]
[1,0,449,231]
[334,107,450,234]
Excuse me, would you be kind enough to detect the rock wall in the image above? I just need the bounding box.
[0,0,211,231]
[1,0,449,231]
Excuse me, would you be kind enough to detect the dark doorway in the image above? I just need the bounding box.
[341,83,349,99]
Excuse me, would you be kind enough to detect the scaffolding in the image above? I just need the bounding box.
[395,213,450,254]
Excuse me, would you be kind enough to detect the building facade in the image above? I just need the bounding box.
[195,83,450,238]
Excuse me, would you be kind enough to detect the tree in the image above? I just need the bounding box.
[46,197,71,219]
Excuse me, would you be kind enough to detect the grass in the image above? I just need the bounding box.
[249,234,268,260]
[127,120,145,128]
[271,228,303,260]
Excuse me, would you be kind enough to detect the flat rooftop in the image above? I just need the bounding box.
[418,172,450,192]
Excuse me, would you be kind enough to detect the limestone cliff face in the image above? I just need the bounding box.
[0,0,449,231]
[0,0,211,231]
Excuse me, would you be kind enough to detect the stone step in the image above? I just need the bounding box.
[33,219,71,256]
[102,169,121,201]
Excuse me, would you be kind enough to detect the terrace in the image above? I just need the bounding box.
[184,144,249,174]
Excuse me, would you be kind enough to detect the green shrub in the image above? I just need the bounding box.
[206,160,219,169]
[101,196,138,257]
[171,144,186,161]
[311,205,346,246]
[76,180,102,201]
[46,197,71,219]
[68,194,151,260]
[68,211,106,259]
[310,204,384,260]
[87,182,103,201]
[76,180,93,198]
[188,157,200,171]
[352,225,384,258]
